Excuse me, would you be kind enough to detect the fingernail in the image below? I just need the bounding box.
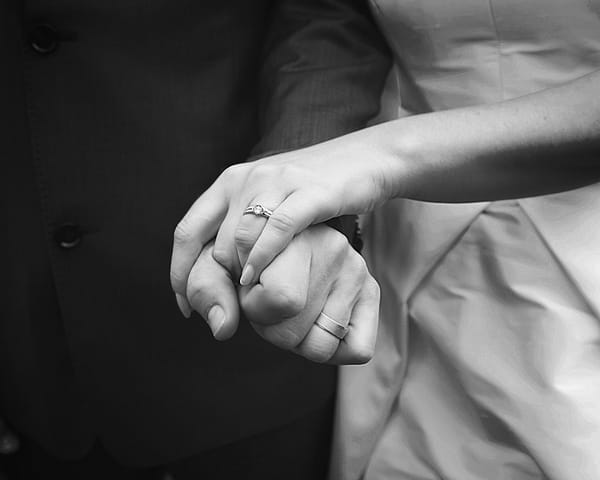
[207,305,226,339]
[240,264,255,286]
[175,294,192,318]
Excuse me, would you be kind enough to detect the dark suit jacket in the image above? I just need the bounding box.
[0,0,389,466]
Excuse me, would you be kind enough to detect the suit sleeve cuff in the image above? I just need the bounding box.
[325,215,363,253]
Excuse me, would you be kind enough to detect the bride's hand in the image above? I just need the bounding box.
[171,133,393,287]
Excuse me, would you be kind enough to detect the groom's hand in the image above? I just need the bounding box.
[176,226,379,364]
[178,242,241,340]
[179,226,379,364]
[240,225,379,364]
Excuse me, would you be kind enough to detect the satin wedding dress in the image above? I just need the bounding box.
[332,1,600,479]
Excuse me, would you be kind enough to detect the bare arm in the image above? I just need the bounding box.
[369,69,600,202]
[178,69,600,285]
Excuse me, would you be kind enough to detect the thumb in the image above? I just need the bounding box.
[0,418,19,455]
[186,243,240,341]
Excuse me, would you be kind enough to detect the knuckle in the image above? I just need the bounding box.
[333,245,352,270]
[268,211,296,236]
[279,163,305,182]
[173,220,193,246]
[247,163,279,182]
[367,277,381,301]
[211,246,233,270]
[221,163,247,180]
[234,225,258,251]
[347,250,368,277]
[267,287,306,316]
[261,325,303,350]
[186,280,213,313]
[241,298,279,326]
[298,331,338,364]
[169,268,187,293]
[354,250,368,270]
[303,346,336,364]
[327,230,351,257]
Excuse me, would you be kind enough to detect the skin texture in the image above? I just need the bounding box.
[171,69,600,289]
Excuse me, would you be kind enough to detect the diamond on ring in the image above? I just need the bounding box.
[244,204,273,219]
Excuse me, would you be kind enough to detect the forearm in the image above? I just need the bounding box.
[179,71,600,285]
[356,69,600,203]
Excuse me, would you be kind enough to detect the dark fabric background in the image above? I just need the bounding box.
[0,0,390,467]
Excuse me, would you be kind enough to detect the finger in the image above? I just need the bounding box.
[0,418,19,455]
[235,193,287,283]
[240,239,311,325]
[175,293,192,319]
[170,180,228,315]
[243,189,336,288]
[240,241,313,350]
[294,265,362,364]
[186,242,240,340]
[212,187,265,279]
[329,278,380,365]
[212,206,243,280]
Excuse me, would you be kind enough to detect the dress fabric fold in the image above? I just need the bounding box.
[331,1,600,479]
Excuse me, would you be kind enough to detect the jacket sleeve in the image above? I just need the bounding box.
[251,0,391,246]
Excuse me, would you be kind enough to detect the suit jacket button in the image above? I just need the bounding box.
[54,224,82,249]
[29,24,59,54]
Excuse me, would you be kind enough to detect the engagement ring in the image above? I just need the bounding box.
[243,204,274,219]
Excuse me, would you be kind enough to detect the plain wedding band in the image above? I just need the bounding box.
[314,312,349,340]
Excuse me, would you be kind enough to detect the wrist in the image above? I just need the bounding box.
[377,114,450,201]
[359,121,420,201]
